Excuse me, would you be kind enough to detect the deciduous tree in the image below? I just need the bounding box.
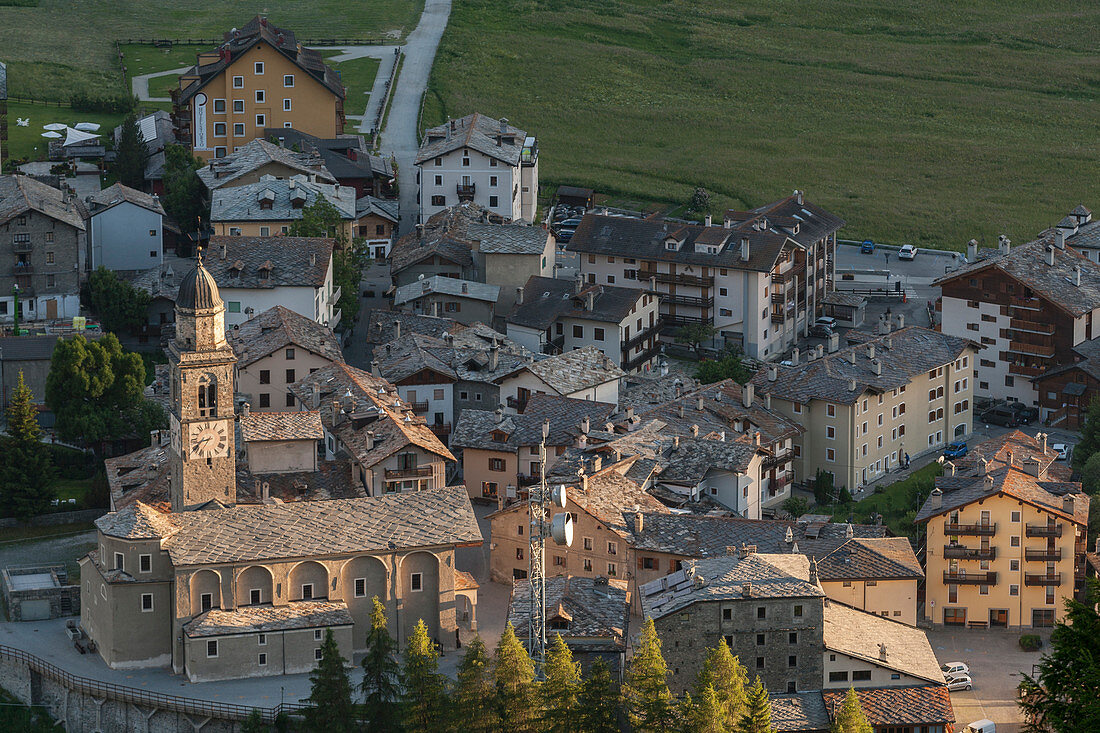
[695,348,751,384]
[451,635,496,733]
[623,617,673,732]
[676,322,717,359]
[576,657,619,733]
[88,267,151,334]
[304,629,355,733]
[493,622,538,732]
[113,114,148,189]
[830,687,873,733]
[1072,397,1100,473]
[401,619,449,731]
[161,144,207,235]
[360,597,400,733]
[540,634,581,733]
[288,197,343,238]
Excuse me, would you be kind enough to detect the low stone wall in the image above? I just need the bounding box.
[1,565,81,621]
[0,508,106,529]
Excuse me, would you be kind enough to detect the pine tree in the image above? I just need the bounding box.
[737,677,772,733]
[540,634,581,733]
[361,597,400,733]
[0,371,54,519]
[623,617,673,732]
[6,371,40,442]
[304,629,355,733]
[493,622,538,732]
[161,144,208,238]
[451,635,496,733]
[576,657,620,733]
[401,619,449,731]
[692,684,728,733]
[830,687,873,733]
[113,114,148,189]
[694,639,748,728]
[1074,397,1100,472]
[240,710,268,733]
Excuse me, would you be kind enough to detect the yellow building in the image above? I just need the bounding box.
[173,16,345,161]
[917,432,1087,629]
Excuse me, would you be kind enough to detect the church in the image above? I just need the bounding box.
[79,261,482,682]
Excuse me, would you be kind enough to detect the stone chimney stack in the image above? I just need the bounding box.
[897,314,905,329]
[704,213,712,227]
[516,286,524,305]
[1064,495,1075,515]
[1055,229,1066,249]
[944,461,956,476]
[581,416,590,434]
[743,382,754,408]
[848,350,857,365]
[691,424,699,437]
[791,348,800,365]
[1024,456,1043,478]
[1038,432,1048,454]
[393,320,401,340]
[930,487,942,509]
[828,333,839,353]
[764,393,772,409]
[871,358,881,375]
[575,273,584,295]
[371,359,381,377]
[868,344,875,359]
[967,239,978,262]
[1073,265,1081,287]
[1047,245,1056,266]
[697,396,704,411]
[635,512,644,533]
[241,402,250,418]
[768,365,778,381]
[741,237,750,262]
[365,431,375,451]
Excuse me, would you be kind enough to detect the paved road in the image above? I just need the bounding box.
[377,0,453,236]
[319,45,402,134]
[131,66,193,103]
[836,241,967,286]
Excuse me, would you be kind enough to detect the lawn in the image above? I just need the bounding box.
[425,0,1099,249]
[0,0,422,102]
[831,463,944,539]
[324,53,382,120]
[4,100,129,162]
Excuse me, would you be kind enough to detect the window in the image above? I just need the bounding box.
[793,402,802,414]
[284,74,294,87]
[583,558,593,572]
[213,122,226,137]
[300,583,314,600]
[411,572,423,591]
[285,369,295,383]
[757,606,766,620]
[573,325,584,338]
[1011,535,1020,547]
[489,457,505,472]
[232,76,244,88]
[756,657,765,669]
[789,631,798,644]
[139,554,151,573]
[258,653,267,666]
[1010,584,1019,596]
[258,634,267,646]
[826,448,835,462]
[607,541,618,555]
[315,648,323,660]
[283,99,292,111]
[431,195,446,206]
[233,100,245,113]
[200,593,213,611]
[213,98,226,113]
[826,425,835,440]
[594,327,605,341]
[826,403,836,418]
[721,607,732,621]
[852,670,872,681]
[114,552,124,571]
[788,655,797,668]
[829,671,849,682]
[250,588,262,605]
[794,604,803,617]
[490,175,498,186]
[255,114,266,127]
[642,557,658,570]
[207,640,219,657]
[583,537,593,551]
[489,195,499,208]
[255,89,265,103]
[234,122,245,136]
[254,61,264,74]
[608,563,617,577]
[141,594,154,612]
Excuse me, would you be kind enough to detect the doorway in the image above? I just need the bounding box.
[989,609,1008,627]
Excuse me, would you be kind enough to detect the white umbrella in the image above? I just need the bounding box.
[41,131,62,138]
[63,127,100,147]
[43,123,66,131]
[74,122,101,132]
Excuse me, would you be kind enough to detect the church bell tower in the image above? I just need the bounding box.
[167,258,237,511]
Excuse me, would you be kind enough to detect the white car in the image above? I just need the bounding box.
[1052,443,1068,460]
[941,662,970,677]
[898,244,917,260]
[947,674,973,691]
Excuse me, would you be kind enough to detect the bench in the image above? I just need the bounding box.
[73,641,86,654]
[967,620,988,629]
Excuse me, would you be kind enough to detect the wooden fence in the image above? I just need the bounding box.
[116,37,397,47]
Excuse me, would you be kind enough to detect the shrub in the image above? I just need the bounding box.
[1020,634,1042,651]
[69,92,134,114]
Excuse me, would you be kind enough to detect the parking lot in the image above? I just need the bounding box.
[926,627,1048,732]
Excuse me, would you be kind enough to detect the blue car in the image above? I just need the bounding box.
[943,441,968,459]
[860,239,875,253]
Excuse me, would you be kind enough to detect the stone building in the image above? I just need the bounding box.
[80,261,481,682]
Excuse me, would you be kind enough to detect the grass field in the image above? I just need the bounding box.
[832,463,943,539]
[425,0,1099,248]
[4,101,129,162]
[0,0,422,101]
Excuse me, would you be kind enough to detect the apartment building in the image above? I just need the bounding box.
[567,192,843,359]
[1050,203,1098,262]
[751,326,978,491]
[1033,337,1100,429]
[85,183,166,272]
[936,233,1100,409]
[0,175,85,322]
[497,345,625,411]
[917,432,1087,629]
[415,113,538,224]
[507,275,662,373]
[227,305,344,411]
[172,16,345,160]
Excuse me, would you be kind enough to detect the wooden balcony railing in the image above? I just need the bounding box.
[1026,524,1062,538]
[428,422,451,436]
[943,571,997,585]
[1008,363,1046,377]
[944,522,997,536]
[664,293,713,308]
[623,344,662,372]
[408,401,429,413]
[1024,573,1062,586]
[1008,341,1056,358]
[638,269,714,288]
[943,545,996,560]
[456,183,476,200]
[384,466,434,480]
[1009,318,1056,336]
[1024,548,1062,562]
[622,319,663,351]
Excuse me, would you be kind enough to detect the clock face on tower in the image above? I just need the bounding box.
[188,420,230,460]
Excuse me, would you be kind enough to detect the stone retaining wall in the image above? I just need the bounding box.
[0,508,106,529]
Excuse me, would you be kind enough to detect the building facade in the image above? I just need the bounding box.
[86,183,165,272]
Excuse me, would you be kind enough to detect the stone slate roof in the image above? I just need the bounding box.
[821,686,954,728]
[567,213,794,273]
[0,175,85,230]
[466,222,549,255]
[770,693,831,732]
[363,309,460,350]
[519,345,626,395]
[936,235,1100,317]
[823,601,944,684]
[0,333,102,361]
[196,138,333,191]
[86,182,165,216]
[415,113,529,166]
[451,394,615,452]
[949,429,1071,481]
[750,327,975,405]
[741,192,847,250]
[658,437,760,485]
[393,275,500,306]
[628,513,887,560]
[228,305,344,368]
[178,16,345,104]
[161,486,480,566]
[241,410,324,442]
[509,276,644,330]
[455,569,479,591]
[508,576,628,646]
[210,175,358,223]
[95,500,179,540]
[356,195,399,223]
[263,127,393,181]
[389,203,545,273]
[183,600,353,638]
[640,553,823,620]
[916,465,1087,525]
[373,331,534,386]
[203,236,332,289]
[816,537,923,581]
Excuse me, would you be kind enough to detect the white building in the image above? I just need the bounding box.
[496,345,624,413]
[85,183,165,272]
[415,114,538,225]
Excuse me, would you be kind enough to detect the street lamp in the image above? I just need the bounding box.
[883,251,891,287]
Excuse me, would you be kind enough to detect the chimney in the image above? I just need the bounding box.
[791,348,800,365]
[848,350,856,365]
[626,406,635,420]
[489,344,499,371]
[585,290,595,311]
[575,273,584,294]
[885,335,892,349]
[1047,245,1056,266]
[929,488,942,509]
[867,344,875,359]
[220,242,227,260]
[741,582,752,598]
[764,393,771,409]
[581,416,590,434]
[365,431,375,451]
[1055,229,1066,249]
[768,365,778,381]
[649,275,657,292]
[1005,449,1014,467]
[896,314,904,329]
[393,320,401,340]
[673,435,680,449]
[828,333,839,353]
[635,512,644,533]
[1038,432,1048,454]
[794,189,803,205]
[743,382,754,408]
[241,402,251,419]
[704,213,712,227]
[755,431,762,446]
[261,481,269,502]
[149,430,161,447]
[495,407,504,424]
[808,558,820,588]
[984,474,994,490]
[967,239,977,262]
[691,424,699,437]
[697,396,704,411]
[999,234,1011,254]
[871,358,881,375]
[310,384,319,409]
[878,643,888,661]
[978,457,989,474]
[678,404,685,419]
[944,460,956,476]
[516,286,524,305]
[370,359,381,377]
[461,282,469,294]
[499,117,508,135]
[849,378,857,392]
[675,382,683,398]
[1063,495,1075,515]
[1073,265,1081,287]
[740,237,750,262]
[1023,456,1043,478]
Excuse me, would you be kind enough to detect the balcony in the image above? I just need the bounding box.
[623,343,662,372]
[638,269,714,288]
[384,466,434,480]
[428,422,451,437]
[943,571,997,585]
[1008,340,1056,358]
[771,470,793,489]
[773,260,806,284]
[506,395,528,411]
[517,473,540,487]
[1008,363,1046,378]
[1008,296,1043,312]
[944,522,997,536]
[664,293,713,309]
[456,183,476,200]
[1026,524,1062,538]
[408,401,429,413]
[11,240,32,254]
[12,263,33,275]
[1009,318,1056,336]
[1024,573,1062,587]
[771,309,793,324]
[329,308,342,331]
[943,545,997,560]
[1024,548,1062,562]
[763,448,793,469]
[622,319,663,351]
[662,314,709,327]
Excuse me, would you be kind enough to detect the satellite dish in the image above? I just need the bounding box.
[551,484,567,509]
[551,512,573,547]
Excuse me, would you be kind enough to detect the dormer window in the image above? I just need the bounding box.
[258,189,275,210]
[665,238,679,251]
[549,617,569,631]
[491,430,509,443]
[258,262,272,280]
[290,191,307,209]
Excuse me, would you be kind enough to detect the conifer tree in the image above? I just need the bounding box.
[692,684,728,733]
[6,371,40,442]
[694,639,748,727]
[113,113,148,190]
[737,677,772,733]
[493,622,539,732]
[577,657,620,733]
[401,619,449,731]
[240,710,267,733]
[623,617,673,732]
[361,597,400,733]
[540,634,581,733]
[830,687,873,733]
[0,371,54,519]
[451,635,496,733]
[304,630,355,733]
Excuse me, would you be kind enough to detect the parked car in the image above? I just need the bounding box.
[898,244,917,260]
[943,441,968,459]
[980,406,1019,427]
[964,720,995,733]
[808,324,834,338]
[814,316,838,330]
[941,662,971,677]
[1052,443,1069,460]
[860,239,875,253]
[947,674,974,691]
[1008,402,1038,424]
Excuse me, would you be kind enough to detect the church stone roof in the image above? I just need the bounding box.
[95,500,179,540]
[183,600,353,638]
[176,261,223,310]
